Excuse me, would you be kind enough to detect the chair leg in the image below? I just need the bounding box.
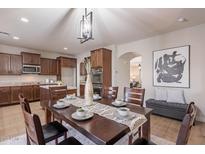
[138,127,141,138]
[55,139,58,145]
[64,132,67,139]
[26,133,31,145]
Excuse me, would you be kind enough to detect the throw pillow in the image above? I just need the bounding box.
[155,88,167,101]
[167,89,186,104]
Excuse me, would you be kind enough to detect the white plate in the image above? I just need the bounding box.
[53,103,70,109]
[115,112,136,120]
[112,101,127,107]
[71,112,94,121]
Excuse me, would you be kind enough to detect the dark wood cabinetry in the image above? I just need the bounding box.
[60,57,77,68]
[67,89,77,96]
[0,53,10,75]
[0,53,22,75]
[49,59,57,75]
[33,85,40,101]
[40,58,57,75]
[10,86,22,104]
[0,87,11,105]
[10,55,22,75]
[80,62,87,75]
[80,84,85,96]
[90,48,112,88]
[21,52,40,65]
[22,86,34,102]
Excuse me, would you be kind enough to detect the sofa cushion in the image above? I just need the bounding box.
[167,89,186,104]
[155,88,167,101]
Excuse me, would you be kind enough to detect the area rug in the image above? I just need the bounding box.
[0,123,174,145]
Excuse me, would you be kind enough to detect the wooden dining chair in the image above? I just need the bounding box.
[22,109,81,145]
[102,86,119,100]
[19,94,68,145]
[133,110,195,145]
[49,86,67,123]
[186,102,197,126]
[124,87,145,106]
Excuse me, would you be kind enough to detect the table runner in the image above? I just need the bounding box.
[62,98,147,136]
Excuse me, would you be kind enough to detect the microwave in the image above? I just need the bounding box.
[22,65,41,74]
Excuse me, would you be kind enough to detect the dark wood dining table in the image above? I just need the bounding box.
[44,98,153,145]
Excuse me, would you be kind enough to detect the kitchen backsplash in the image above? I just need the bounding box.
[0,74,57,84]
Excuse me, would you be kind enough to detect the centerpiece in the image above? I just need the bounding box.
[84,57,93,106]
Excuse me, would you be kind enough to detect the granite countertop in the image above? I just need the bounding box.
[40,85,77,90]
[0,82,58,87]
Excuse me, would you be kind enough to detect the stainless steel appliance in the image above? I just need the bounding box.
[93,83,103,95]
[91,68,103,84]
[22,65,41,74]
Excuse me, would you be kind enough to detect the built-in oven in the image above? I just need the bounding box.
[93,83,103,96]
[91,68,103,84]
[22,65,41,74]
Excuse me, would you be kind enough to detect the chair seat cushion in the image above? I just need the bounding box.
[133,138,155,145]
[42,121,68,143]
[58,137,82,145]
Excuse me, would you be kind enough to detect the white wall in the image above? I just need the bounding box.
[116,23,205,122]
[0,44,75,84]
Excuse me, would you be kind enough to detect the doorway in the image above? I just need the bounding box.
[130,56,142,88]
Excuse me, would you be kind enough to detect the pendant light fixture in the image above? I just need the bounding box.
[78,8,94,44]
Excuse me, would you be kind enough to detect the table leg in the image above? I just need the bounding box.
[141,113,151,141]
[45,108,52,124]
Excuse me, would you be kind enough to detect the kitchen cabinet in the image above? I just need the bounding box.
[60,57,77,68]
[33,85,40,101]
[11,86,22,104]
[0,87,11,106]
[0,53,11,74]
[40,58,57,75]
[10,55,22,75]
[0,53,22,75]
[40,58,50,75]
[67,89,77,96]
[80,62,87,75]
[80,84,85,97]
[21,52,40,65]
[49,59,57,75]
[22,85,34,102]
[91,49,103,68]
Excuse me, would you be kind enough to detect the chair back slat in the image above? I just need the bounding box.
[124,87,145,106]
[22,110,45,145]
[103,87,118,100]
[176,102,197,145]
[49,86,67,101]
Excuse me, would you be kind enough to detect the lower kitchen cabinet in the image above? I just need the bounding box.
[80,85,85,97]
[11,86,22,104]
[0,87,11,106]
[22,86,34,102]
[33,85,40,101]
[67,89,77,96]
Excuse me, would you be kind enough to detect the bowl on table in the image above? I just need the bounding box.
[76,108,86,117]
[117,107,130,117]
[56,100,65,107]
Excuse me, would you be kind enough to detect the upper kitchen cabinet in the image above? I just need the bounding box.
[59,57,77,68]
[90,48,111,68]
[21,52,40,65]
[0,53,22,75]
[0,53,10,74]
[40,58,58,75]
[10,55,22,75]
[40,58,50,75]
[49,59,58,75]
[80,62,87,75]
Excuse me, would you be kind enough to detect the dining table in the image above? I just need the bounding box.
[43,97,153,145]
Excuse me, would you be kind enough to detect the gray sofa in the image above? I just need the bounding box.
[146,99,188,121]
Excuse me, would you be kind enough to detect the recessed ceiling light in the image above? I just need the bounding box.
[64,47,68,50]
[20,17,29,23]
[13,36,20,40]
[177,17,188,22]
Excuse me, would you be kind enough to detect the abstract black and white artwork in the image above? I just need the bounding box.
[153,45,190,88]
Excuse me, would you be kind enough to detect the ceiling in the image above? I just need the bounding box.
[0,8,205,55]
